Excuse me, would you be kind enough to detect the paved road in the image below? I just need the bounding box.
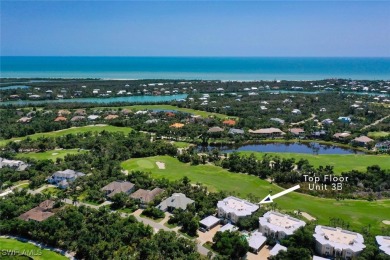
[290,113,316,126]
[29,184,56,195]
[361,114,390,130]
[0,181,30,197]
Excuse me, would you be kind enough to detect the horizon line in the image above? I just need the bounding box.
[2,55,390,58]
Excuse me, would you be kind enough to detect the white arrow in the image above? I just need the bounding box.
[259,185,300,204]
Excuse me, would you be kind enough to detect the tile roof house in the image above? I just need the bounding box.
[170,123,185,128]
[313,225,365,259]
[130,187,165,205]
[222,119,236,126]
[156,193,194,212]
[48,169,85,188]
[353,136,374,146]
[17,117,32,123]
[333,132,351,139]
[54,116,67,122]
[270,118,285,125]
[249,128,285,137]
[58,109,71,116]
[74,109,87,116]
[104,114,119,120]
[259,211,306,239]
[70,116,85,122]
[321,119,334,125]
[289,128,305,136]
[18,200,55,222]
[208,126,224,133]
[101,181,135,198]
[376,236,390,256]
[217,196,259,224]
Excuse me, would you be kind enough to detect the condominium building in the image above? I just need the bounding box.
[259,211,306,239]
[313,225,365,259]
[217,196,259,224]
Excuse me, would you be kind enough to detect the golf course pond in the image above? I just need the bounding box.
[199,142,365,155]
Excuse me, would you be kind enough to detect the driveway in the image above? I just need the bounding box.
[197,224,222,244]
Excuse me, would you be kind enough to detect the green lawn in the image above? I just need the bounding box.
[121,156,390,235]
[42,187,60,197]
[16,149,87,161]
[238,151,390,174]
[114,105,234,119]
[0,238,67,260]
[170,141,193,148]
[368,131,390,139]
[0,125,133,146]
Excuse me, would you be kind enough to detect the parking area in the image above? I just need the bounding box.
[246,245,271,260]
[197,224,222,244]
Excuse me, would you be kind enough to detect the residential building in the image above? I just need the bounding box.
[289,128,305,137]
[54,116,67,122]
[48,169,85,188]
[338,117,352,124]
[105,114,119,120]
[170,123,185,128]
[217,196,259,224]
[353,136,374,146]
[58,109,71,116]
[222,119,236,126]
[269,244,287,257]
[208,126,224,133]
[130,187,164,206]
[228,128,244,135]
[87,115,99,120]
[292,109,302,115]
[219,223,238,233]
[259,211,306,239]
[199,215,220,231]
[270,118,285,125]
[249,128,285,137]
[156,193,194,212]
[18,200,55,222]
[322,119,334,125]
[333,132,351,139]
[101,181,135,198]
[376,236,390,256]
[313,225,365,259]
[17,117,32,123]
[245,231,267,254]
[74,109,86,116]
[70,116,85,122]
[375,141,390,152]
[0,157,28,171]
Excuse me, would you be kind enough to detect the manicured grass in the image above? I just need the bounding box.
[238,151,390,174]
[16,149,87,161]
[122,105,235,119]
[121,156,390,235]
[368,131,390,139]
[140,213,164,223]
[170,141,193,148]
[0,238,67,260]
[0,125,133,146]
[42,187,60,197]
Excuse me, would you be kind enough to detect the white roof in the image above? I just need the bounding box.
[246,231,267,250]
[269,243,287,256]
[313,256,330,260]
[376,236,390,255]
[219,223,238,233]
[200,216,220,228]
[259,211,306,236]
[217,196,259,217]
[313,226,365,253]
[87,115,99,120]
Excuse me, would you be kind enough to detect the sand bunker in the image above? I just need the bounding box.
[52,153,58,156]
[294,211,316,221]
[156,161,166,169]
[382,220,390,225]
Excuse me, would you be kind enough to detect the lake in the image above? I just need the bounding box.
[199,142,364,155]
[0,85,30,90]
[0,94,188,106]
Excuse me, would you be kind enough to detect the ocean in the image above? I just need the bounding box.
[1,56,389,80]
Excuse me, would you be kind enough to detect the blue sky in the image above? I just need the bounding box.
[1,1,389,57]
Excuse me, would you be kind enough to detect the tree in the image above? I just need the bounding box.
[212,231,249,259]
